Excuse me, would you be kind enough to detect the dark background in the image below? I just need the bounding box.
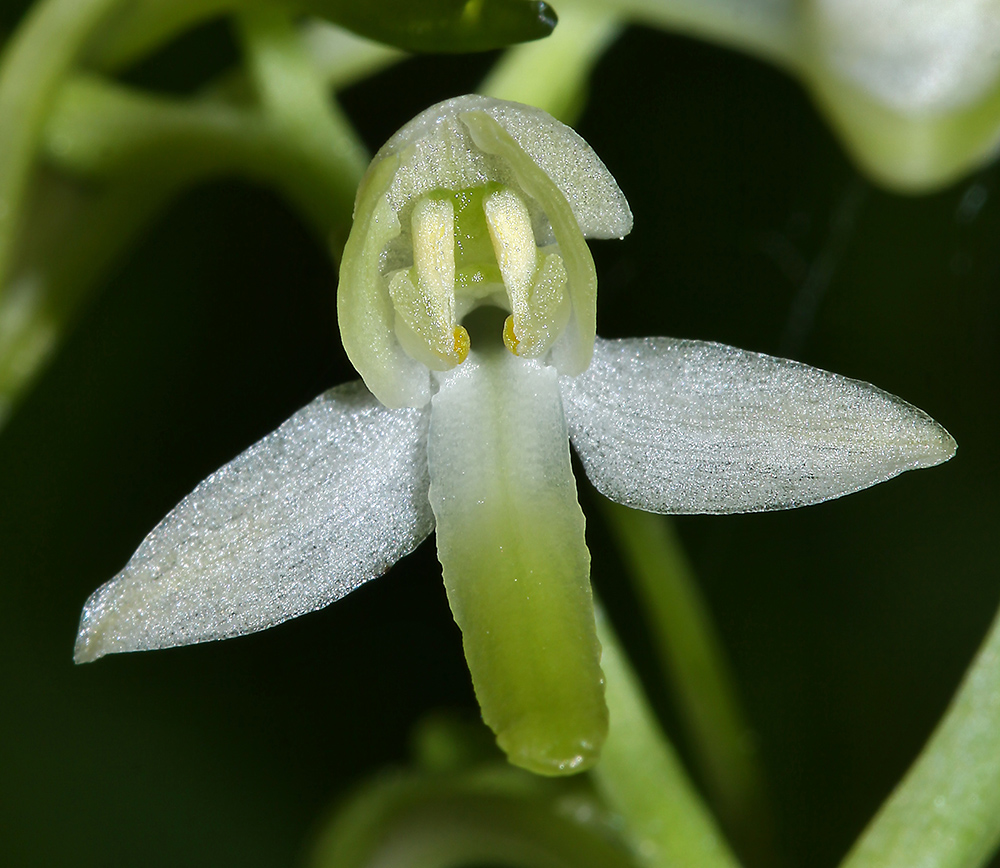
[1,9,997,868]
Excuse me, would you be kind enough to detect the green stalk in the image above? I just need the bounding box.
[297,19,405,89]
[1,15,381,427]
[41,20,395,244]
[600,499,776,865]
[234,4,368,251]
[592,604,743,868]
[479,3,621,125]
[44,73,359,241]
[87,0,249,71]
[0,0,123,295]
[838,603,1000,868]
[0,170,180,427]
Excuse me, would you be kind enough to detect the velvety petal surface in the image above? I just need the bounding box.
[374,95,632,240]
[75,381,433,662]
[561,337,957,514]
[428,348,606,776]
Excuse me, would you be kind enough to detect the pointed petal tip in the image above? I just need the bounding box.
[73,647,100,665]
[923,422,958,468]
[73,585,120,664]
[73,629,104,664]
[898,409,957,472]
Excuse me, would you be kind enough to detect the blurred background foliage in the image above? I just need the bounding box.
[0,2,997,867]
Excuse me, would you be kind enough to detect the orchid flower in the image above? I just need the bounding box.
[74,95,956,776]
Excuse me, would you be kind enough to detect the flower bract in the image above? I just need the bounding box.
[75,96,956,776]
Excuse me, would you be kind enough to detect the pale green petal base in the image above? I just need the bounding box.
[805,69,1000,193]
[428,347,606,776]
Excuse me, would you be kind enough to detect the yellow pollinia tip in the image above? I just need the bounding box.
[453,326,471,363]
[502,315,520,355]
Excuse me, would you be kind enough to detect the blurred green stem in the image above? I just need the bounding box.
[45,76,346,233]
[42,20,391,229]
[87,0,247,71]
[479,3,621,125]
[600,499,775,864]
[297,20,405,89]
[838,602,1000,868]
[235,4,368,247]
[1,16,382,428]
[593,605,743,868]
[0,0,122,295]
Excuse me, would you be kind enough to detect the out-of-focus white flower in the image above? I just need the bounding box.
[571,0,1000,189]
[811,0,1000,113]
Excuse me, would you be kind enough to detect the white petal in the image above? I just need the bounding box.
[75,381,433,662]
[560,337,957,514]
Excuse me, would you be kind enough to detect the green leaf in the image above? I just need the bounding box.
[92,0,552,73]
[304,0,557,53]
[838,601,1000,868]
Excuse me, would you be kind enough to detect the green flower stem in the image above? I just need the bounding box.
[54,10,373,245]
[599,499,775,864]
[234,5,368,247]
[0,170,187,427]
[592,604,743,868]
[43,72,360,251]
[479,3,621,125]
[297,19,405,90]
[0,0,124,297]
[838,602,1000,868]
[87,0,249,71]
[194,20,405,116]
[44,20,395,254]
[1,17,380,427]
